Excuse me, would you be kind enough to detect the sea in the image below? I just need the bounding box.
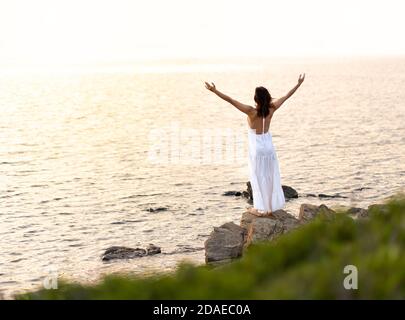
[1,56,404,298]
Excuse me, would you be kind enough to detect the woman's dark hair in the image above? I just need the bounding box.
[254,86,272,118]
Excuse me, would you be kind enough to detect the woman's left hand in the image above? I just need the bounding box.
[298,74,305,85]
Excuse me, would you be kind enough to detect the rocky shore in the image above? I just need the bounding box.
[206,183,379,264]
[100,182,385,264]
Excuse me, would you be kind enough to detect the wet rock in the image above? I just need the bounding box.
[304,193,348,199]
[102,247,146,261]
[282,186,299,199]
[204,222,245,263]
[146,207,168,213]
[306,193,318,197]
[243,182,254,204]
[299,204,336,222]
[242,191,250,199]
[102,244,161,261]
[318,193,348,199]
[223,191,242,197]
[242,210,300,246]
[168,245,205,255]
[146,244,162,255]
[354,187,372,192]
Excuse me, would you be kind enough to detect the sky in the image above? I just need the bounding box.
[1,0,405,67]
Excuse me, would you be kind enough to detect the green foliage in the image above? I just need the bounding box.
[18,196,405,300]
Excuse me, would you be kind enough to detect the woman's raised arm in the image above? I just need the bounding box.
[205,82,254,115]
[272,74,305,111]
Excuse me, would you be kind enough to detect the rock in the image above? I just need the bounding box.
[204,222,245,263]
[146,207,168,213]
[168,245,205,255]
[353,187,372,192]
[102,244,161,261]
[102,247,146,261]
[306,193,318,197]
[282,186,299,199]
[223,191,242,197]
[241,210,300,246]
[245,181,299,202]
[243,182,254,204]
[146,244,162,255]
[298,204,336,222]
[240,211,256,231]
[246,217,284,245]
[242,191,250,199]
[346,207,369,219]
[318,193,348,199]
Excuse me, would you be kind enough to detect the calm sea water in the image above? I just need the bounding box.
[1,57,404,298]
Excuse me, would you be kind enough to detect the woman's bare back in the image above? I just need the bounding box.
[247,107,276,134]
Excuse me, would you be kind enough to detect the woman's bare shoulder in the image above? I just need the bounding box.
[246,106,257,117]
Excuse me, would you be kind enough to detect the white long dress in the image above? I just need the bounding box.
[248,117,285,213]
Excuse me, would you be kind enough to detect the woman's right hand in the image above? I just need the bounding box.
[205,82,216,92]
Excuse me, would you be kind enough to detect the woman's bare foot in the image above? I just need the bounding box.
[247,208,274,218]
[247,207,262,217]
[263,211,275,218]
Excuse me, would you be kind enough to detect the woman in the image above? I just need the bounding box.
[205,74,305,217]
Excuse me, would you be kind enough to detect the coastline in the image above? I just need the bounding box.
[3,182,402,298]
[15,192,405,300]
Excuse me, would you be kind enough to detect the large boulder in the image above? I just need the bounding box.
[241,210,300,246]
[102,244,161,261]
[204,222,245,263]
[298,204,336,222]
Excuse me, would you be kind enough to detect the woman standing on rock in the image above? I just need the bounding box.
[205,74,305,217]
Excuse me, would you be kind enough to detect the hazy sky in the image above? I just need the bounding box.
[1,0,404,66]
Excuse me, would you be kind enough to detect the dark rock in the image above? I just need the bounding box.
[299,204,336,222]
[242,191,250,199]
[353,187,372,192]
[102,244,161,261]
[282,185,299,199]
[146,207,168,213]
[306,193,318,197]
[318,193,348,199]
[204,222,245,263]
[241,210,300,246]
[102,247,146,261]
[244,182,254,204]
[146,244,161,255]
[223,191,242,197]
[305,193,349,199]
[168,245,205,255]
